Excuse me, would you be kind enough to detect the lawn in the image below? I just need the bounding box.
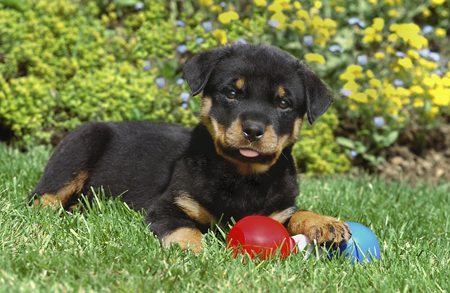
[1,142,449,292]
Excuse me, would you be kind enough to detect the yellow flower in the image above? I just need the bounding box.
[388,33,398,42]
[442,77,450,87]
[271,11,287,28]
[199,0,213,7]
[213,29,228,44]
[423,76,435,88]
[277,0,291,9]
[407,50,420,59]
[431,0,445,5]
[396,87,411,96]
[294,1,301,9]
[366,70,374,78]
[268,2,283,12]
[373,18,384,31]
[392,97,402,107]
[364,27,376,35]
[339,72,355,81]
[211,5,223,13]
[343,80,359,92]
[314,1,322,9]
[398,57,413,69]
[430,87,450,106]
[349,92,368,103]
[217,11,239,24]
[324,18,337,28]
[305,53,325,64]
[410,85,424,94]
[365,89,378,99]
[335,6,345,12]
[347,65,363,74]
[369,78,382,88]
[374,52,385,59]
[390,23,428,49]
[292,20,305,31]
[413,98,424,108]
[253,0,267,6]
[311,15,323,28]
[369,0,377,4]
[363,35,375,43]
[436,28,447,38]
[409,35,428,49]
[388,9,399,17]
[429,106,439,116]
[423,8,431,17]
[296,10,309,19]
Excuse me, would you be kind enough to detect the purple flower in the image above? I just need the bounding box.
[340,88,353,97]
[419,49,430,58]
[143,60,151,71]
[237,37,246,44]
[180,92,190,102]
[348,17,366,28]
[202,21,212,32]
[220,1,226,7]
[303,35,313,46]
[195,37,204,45]
[134,2,144,10]
[181,102,188,109]
[329,45,342,53]
[350,150,357,157]
[373,116,384,127]
[395,51,406,58]
[268,19,280,28]
[176,44,188,54]
[422,25,433,34]
[177,20,185,27]
[357,55,368,65]
[429,52,440,62]
[393,79,404,86]
[155,77,165,88]
[176,78,184,86]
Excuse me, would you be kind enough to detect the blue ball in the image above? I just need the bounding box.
[333,222,380,263]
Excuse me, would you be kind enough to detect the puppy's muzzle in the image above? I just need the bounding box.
[242,121,265,142]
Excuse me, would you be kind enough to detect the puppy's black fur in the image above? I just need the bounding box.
[31,44,351,252]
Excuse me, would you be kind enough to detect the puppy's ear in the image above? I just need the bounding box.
[299,65,333,124]
[184,47,228,96]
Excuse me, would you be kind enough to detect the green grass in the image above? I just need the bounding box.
[1,142,449,292]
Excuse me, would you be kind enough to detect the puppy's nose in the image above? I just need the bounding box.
[242,121,265,142]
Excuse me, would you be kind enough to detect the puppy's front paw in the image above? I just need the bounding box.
[162,227,203,254]
[287,210,351,247]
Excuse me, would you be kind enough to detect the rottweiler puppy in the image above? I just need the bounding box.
[30,44,351,253]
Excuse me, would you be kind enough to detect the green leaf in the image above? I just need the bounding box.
[383,130,399,147]
[354,141,368,154]
[372,132,384,143]
[336,136,355,149]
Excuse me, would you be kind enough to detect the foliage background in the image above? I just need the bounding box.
[1,0,449,175]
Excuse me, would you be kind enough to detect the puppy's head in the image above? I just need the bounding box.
[184,44,332,175]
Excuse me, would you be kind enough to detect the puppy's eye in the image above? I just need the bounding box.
[227,89,237,99]
[278,99,290,109]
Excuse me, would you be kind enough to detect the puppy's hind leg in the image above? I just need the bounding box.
[30,122,113,210]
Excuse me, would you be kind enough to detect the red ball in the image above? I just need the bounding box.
[227,215,296,260]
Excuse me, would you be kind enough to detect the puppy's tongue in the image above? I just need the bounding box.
[239,149,260,158]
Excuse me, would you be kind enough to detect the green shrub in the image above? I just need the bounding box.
[0,0,197,144]
[293,109,350,175]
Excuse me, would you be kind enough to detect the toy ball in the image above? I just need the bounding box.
[227,215,296,260]
[332,222,381,263]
